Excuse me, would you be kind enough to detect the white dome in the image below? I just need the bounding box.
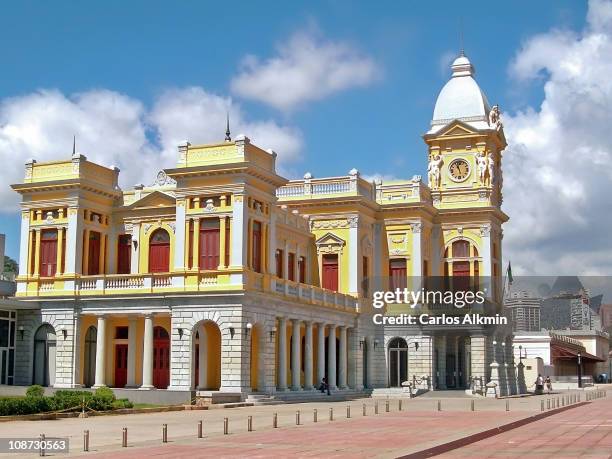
[431,53,490,129]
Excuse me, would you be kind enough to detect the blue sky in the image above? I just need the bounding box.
[2,0,608,275]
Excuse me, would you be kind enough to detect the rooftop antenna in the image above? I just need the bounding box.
[224,112,231,142]
[459,17,465,56]
[72,135,76,156]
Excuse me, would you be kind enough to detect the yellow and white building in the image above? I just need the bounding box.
[9,53,516,399]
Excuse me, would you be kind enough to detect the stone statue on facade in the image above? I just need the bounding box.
[487,153,496,185]
[476,151,488,185]
[427,154,443,189]
[488,105,502,130]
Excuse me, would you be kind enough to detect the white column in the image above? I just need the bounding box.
[126,317,138,387]
[317,324,326,386]
[339,326,348,389]
[348,216,359,294]
[327,325,337,390]
[65,206,83,275]
[412,222,423,278]
[230,194,248,268]
[141,314,154,389]
[366,336,374,388]
[267,212,277,274]
[277,318,288,391]
[304,321,314,390]
[198,323,207,390]
[130,222,141,274]
[291,319,301,391]
[18,212,30,277]
[174,200,187,270]
[93,315,106,388]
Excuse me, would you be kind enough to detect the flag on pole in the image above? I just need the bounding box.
[507,261,513,286]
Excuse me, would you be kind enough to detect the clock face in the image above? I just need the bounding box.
[449,159,470,182]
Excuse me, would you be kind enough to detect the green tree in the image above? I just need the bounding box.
[4,256,18,274]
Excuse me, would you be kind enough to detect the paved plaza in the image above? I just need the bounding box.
[0,389,609,458]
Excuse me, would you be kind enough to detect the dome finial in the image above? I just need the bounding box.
[459,17,465,57]
[225,112,231,142]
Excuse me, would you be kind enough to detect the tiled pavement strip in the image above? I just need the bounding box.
[0,390,607,458]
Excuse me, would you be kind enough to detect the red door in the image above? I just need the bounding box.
[40,230,58,277]
[153,326,170,389]
[117,234,131,274]
[149,229,170,273]
[322,254,339,291]
[88,232,101,275]
[389,259,407,291]
[114,344,128,388]
[200,220,220,270]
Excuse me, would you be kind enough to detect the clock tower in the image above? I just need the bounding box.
[423,52,507,211]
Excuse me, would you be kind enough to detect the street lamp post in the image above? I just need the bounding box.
[518,345,527,364]
[577,352,582,389]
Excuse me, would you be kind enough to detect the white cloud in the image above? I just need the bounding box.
[503,0,612,275]
[149,87,303,167]
[0,87,303,213]
[230,30,380,112]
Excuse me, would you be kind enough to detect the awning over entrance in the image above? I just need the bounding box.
[551,343,604,362]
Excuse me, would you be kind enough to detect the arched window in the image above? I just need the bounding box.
[83,326,97,387]
[443,239,482,292]
[33,324,56,387]
[388,338,408,387]
[148,229,170,273]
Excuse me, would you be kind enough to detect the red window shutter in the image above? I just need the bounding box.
[224,222,230,267]
[88,232,101,275]
[188,220,194,269]
[149,229,170,273]
[362,256,369,296]
[117,234,131,274]
[40,230,58,277]
[288,253,295,281]
[389,259,407,291]
[252,221,262,273]
[200,220,220,270]
[322,254,339,292]
[275,249,283,278]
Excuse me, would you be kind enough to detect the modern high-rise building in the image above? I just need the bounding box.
[8,52,514,398]
[505,291,541,332]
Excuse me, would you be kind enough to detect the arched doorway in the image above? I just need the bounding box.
[153,326,170,389]
[193,321,221,390]
[33,324,56,387]
[149,229,170,273]
[388,337,408,387]
[83,326,97,387]
[250,324,264,391]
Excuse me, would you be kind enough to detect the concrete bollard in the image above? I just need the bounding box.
[248,415,253,432]
[39,434,45,457]
[541,400,544,411]
[296,410,300,425]
[273,412,278,428]
[162,424,168,443]
[547,399,550,409]
[437,400,441,411]
[223,418,228,435]
[506,400,509,411]
[556,398,560,408]
[314,408,318,423]
[83,430,89,452]
[198,420,203,438]
[363,403,366,416]
[471,400,475,411]
[385,400,390,412]
[122,427,128,447]
[399,399,402,411]
[375,401,379,414]
[329,407,334,421]
[346,405,351,418]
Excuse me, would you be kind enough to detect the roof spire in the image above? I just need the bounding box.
[72,135,76,157]
[459,17,465,56]
[225,112,231,142]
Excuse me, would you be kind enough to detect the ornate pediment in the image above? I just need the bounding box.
[126,190,176,209]
[436,120,478,137]
[315,232,346,254]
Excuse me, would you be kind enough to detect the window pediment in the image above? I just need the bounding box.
[315,232,346,254]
